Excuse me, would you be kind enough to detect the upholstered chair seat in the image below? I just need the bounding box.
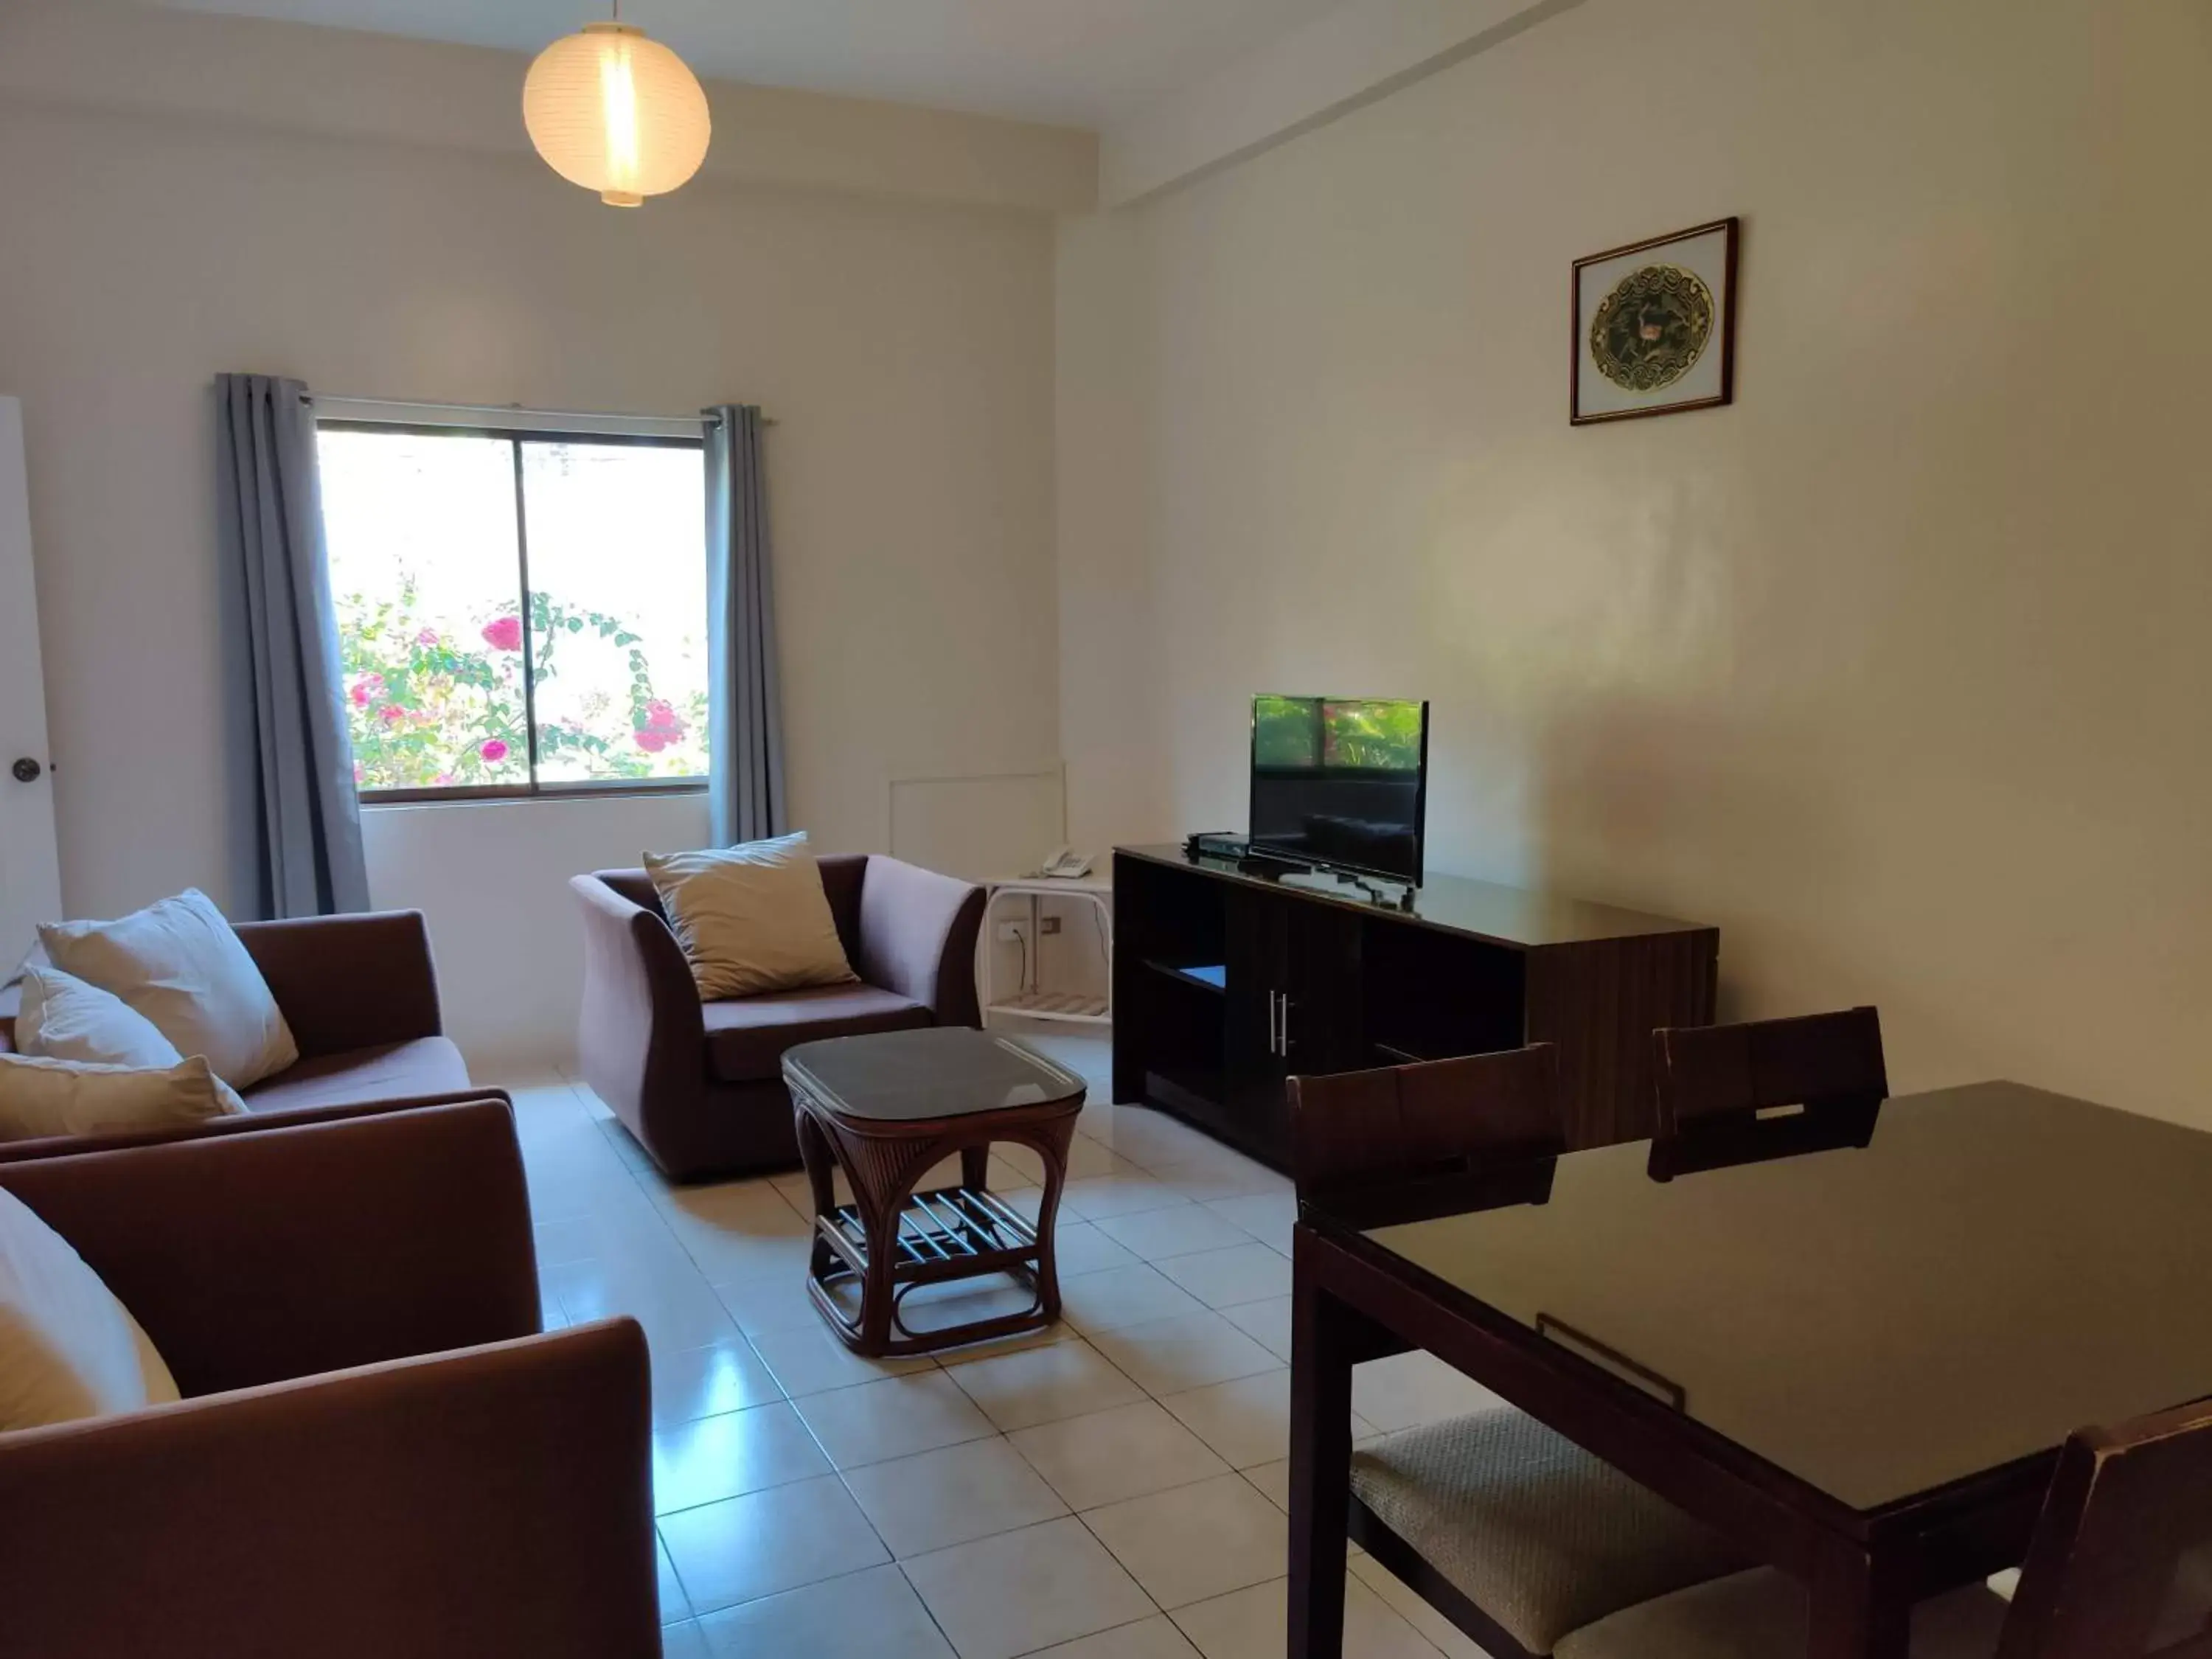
[1554,1566,2011,1659]
[1352,1407,1757,1655]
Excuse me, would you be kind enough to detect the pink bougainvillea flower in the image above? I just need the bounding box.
[633,728,669,753]
[481,616,524,652]
[380,703,408,723]
[416,628,439,647]
[434,773,457,786]
[349,673,383,707]
[352,762,364,783]
[644,699,683,731]
[479,738,509,763]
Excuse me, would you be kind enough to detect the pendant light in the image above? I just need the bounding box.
[524,3,711,207]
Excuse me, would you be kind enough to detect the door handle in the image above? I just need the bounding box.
[10,757,41,783]
[1279,995,1294,1057]
[1267,990,1282,1057]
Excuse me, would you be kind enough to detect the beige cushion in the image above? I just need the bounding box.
[645,832,858,1000]
[15,965,191,1071]
[1554,1566,2010,1659]
[39,889,296,1088]
[0,1183,180,1430]
[1350,1407,1755,1653]
[240,1034,473,1112]
[0,1052,246,1142]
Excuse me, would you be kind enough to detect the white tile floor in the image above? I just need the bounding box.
[513,1027,1498,1658]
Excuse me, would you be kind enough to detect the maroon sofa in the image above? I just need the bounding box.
[0,1100,658,1658]
[572,853,987,1180]
[0,908,499,1162]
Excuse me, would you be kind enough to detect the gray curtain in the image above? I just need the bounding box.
[216,374,369,918]
[703,405,786,845]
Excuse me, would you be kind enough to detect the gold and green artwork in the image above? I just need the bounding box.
[1571,218,1738,425]
[1589,263,1715,392]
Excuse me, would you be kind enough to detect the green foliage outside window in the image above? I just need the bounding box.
[337,580,707,790]
[1253,695,1422,773]
[1253,695,1321,769]
[1321,699,1424,771]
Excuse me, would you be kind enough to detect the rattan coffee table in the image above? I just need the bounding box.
[783,1027,1088,1357]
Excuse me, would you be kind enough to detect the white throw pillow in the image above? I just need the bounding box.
[15,966,186,1071]
[0,1053,247,1141]
[644,832,858,1001]
[2,937,47,992]
[38,889,296,1088]
[0,1183,179,1430]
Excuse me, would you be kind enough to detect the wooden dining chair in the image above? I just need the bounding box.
[1290,1040,1566,1228]
[1553,1393,2212,1658]
[1648,1006,1888,1180]
[1290,1047,1755,1659]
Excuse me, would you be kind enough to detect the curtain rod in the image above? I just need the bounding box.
[299,393,776,427]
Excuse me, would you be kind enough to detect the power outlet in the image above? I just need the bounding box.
[1040,916,1062,936]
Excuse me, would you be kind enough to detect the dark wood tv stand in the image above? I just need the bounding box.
[1110,844,1719,1166]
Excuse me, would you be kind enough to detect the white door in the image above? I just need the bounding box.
[0,397,61,972]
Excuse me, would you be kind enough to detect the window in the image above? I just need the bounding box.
[316,409,708,799]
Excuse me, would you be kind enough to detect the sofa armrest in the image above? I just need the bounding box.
[0,1319,658,1659]
[856,856,987,1026]
[0,1085,513,1165]
[0,1100,539,1397]
[571,872,706,1126]
[234,908,445,1057]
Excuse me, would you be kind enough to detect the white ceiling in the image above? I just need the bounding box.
[153,0,1346,127]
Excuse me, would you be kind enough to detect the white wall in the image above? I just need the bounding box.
[0,5,1078,1068]
[1057,0,2212,1127]
[1100,0,1573,205]
[361,794,709,1068]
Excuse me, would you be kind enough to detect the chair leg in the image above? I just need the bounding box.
[1290,1248,1357,1659]
[1348,1503,1541,1659]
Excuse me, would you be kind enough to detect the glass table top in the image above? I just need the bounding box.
[782,1028,1086,1121]
[1352,1082,2212,1512]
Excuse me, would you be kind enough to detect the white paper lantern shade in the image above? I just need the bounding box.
[524,21,711,206]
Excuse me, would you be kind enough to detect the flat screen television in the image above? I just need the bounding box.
[1248,695,1430,886]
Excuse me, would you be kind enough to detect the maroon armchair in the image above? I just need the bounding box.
[0,908,501,1164]
[0,1101,658,1659]
[572,852,987,1180]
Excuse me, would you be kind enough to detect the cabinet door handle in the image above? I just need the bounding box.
[1267,990,1282,1057]
[1280,995,1293,1057]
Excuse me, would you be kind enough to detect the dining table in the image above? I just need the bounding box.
[1287,1079,2212,1658]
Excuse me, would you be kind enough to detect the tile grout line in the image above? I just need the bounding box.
[1007,1610,1184,1659]
[891,1554,970,1659]
[546,1086,881,1632]
[530,1060,1374,1652]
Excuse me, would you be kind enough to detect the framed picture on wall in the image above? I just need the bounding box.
[1571,217,1739,425]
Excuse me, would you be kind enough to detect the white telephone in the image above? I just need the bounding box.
[1039,846,1095,880]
